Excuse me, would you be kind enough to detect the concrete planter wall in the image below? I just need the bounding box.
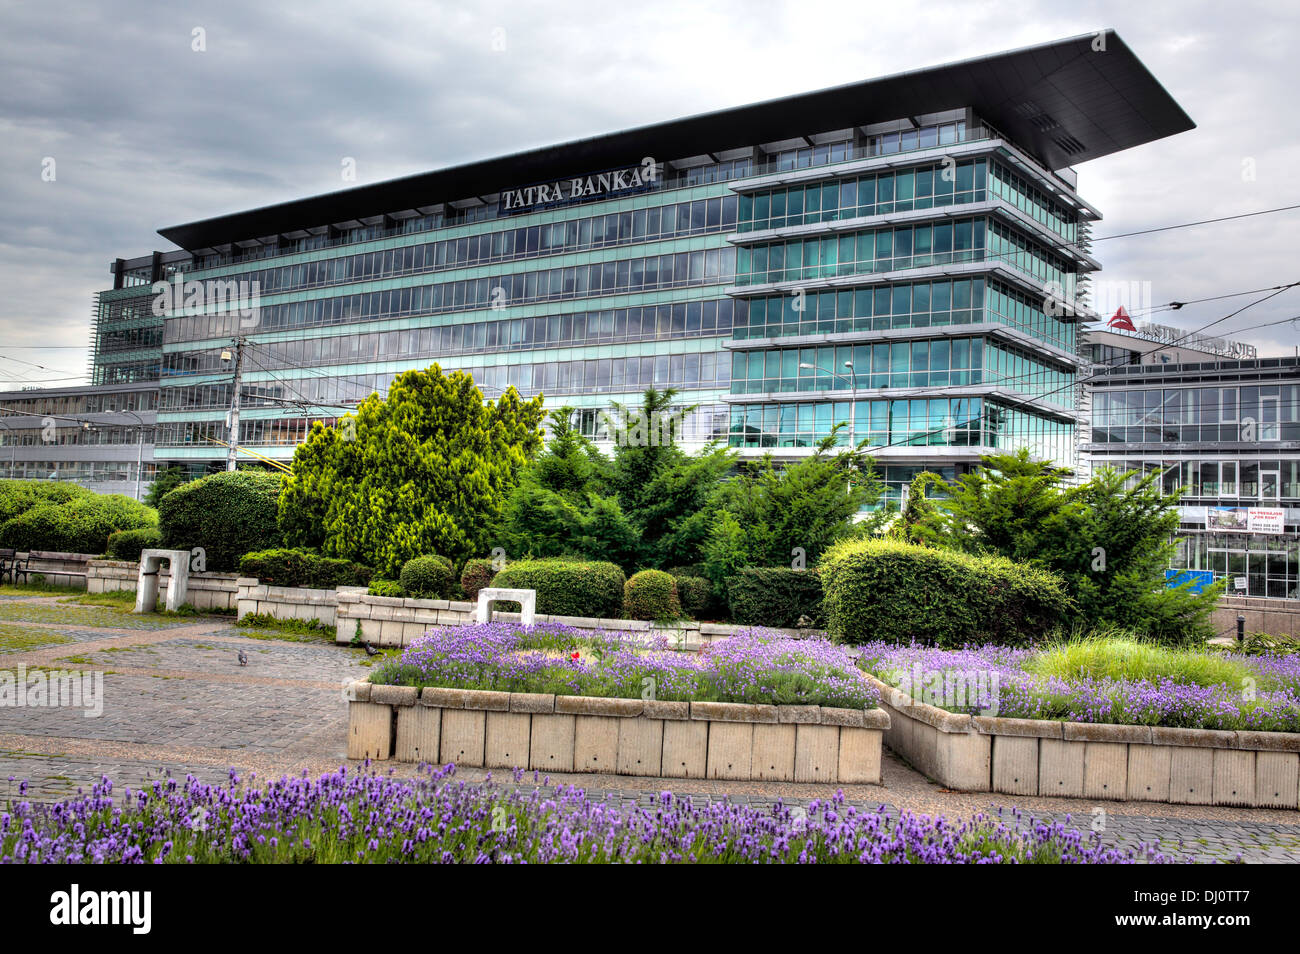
[235,578,353,627]
[17,550,98,589]
[86,560,239,612]
[345,682,888,784]
[333,590,821,649]
[864,673,1300,808]
[1214,596,1300,639]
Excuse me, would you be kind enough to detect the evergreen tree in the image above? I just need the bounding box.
[278,365,544,577]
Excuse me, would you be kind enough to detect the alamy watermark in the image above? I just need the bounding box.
[0,665,104,718]
[151,275,261,328]
[890,664,1000,716]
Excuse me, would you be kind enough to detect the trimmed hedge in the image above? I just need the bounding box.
[238,548,372,589]
[460,558,496,602]
[821,538,1072,647]
[491,558,625,619]
[106,527,163,562]
[399,555,456,600]
[623,569,681,621]
[158,471,283,572]
[368,579,404,598]
[727,567,825,628]
[0,482,155,555]
[674,575,714,620]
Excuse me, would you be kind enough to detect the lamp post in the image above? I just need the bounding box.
[799,359,860,441]
[118,410,146,502]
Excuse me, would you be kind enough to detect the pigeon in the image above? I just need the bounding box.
[237,649,248,667]
[364,641,381,657]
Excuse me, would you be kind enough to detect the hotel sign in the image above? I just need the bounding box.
[499,159,658,214]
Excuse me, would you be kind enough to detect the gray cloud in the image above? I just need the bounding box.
[1,0,1297,387]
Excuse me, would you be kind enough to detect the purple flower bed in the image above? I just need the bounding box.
[370,622,878,710]
[0,765,1181,863]
[858,641,1300,732]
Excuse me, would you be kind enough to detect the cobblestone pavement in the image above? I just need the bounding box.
[2,595,1299,863]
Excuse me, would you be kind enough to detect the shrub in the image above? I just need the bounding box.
[674,575,714,620]
[106,527,163,562]
[727,567,825,628]
[623,569,681,621]
[0,487,155,555]
[820,538,1072,647]
[238,548,372,589]
[157,471,283,571]
[460,558,497,602]
[368,579,404,598]
[491,558,625,619]
[399,555,456,599]
[0,480,93,525]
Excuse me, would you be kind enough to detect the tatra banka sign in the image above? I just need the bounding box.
[499,158,658,213]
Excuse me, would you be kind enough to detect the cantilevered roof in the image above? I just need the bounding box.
[158,29,1193,252]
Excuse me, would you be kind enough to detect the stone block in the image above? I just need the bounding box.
[642,700,689,721]
[347,702,392,761]
[529,713,576,772]
[1212,749,1256,806]
[838,727,882,785]
[794,724,839,783]
[777,705,820,724]
[706,721,754,780]
[936,731,991,791]
[661,720,708,778]
[991,735,1039,795]
[422,687,509,711]
[1169,747,1214,804]
[691,701,777,724]
[1082,742,1128,800]
[440,709,486,767]
[819,707,862,727]
[484,711,531,769]
[509,692,556,714]
[574,716,620,773]
[1039,738,1085,797]
[616,718,664,776]
[751,723,796,781]
[395,705,440,763]
[370,684,417,707]
[1254,752,1300,808]
[556,696,643,717]
[1126,744,1173,801]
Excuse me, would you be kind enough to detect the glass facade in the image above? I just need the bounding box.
[1087,358,1300,599]
[94,102,1088,487]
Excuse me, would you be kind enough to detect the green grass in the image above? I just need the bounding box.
[0,582,84,597]
[0,623,74,653]
[236,613,335,643]
[1024,634,1261,689]
[68,590,138,608]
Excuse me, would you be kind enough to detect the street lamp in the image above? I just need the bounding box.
[118,410,146,502]
[798,360,860,445]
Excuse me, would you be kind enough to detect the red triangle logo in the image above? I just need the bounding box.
[1107,306,1136,332]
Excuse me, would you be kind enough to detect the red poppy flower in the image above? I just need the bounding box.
[571,651,580,660]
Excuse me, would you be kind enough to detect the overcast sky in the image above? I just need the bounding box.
[1,0,1297,388]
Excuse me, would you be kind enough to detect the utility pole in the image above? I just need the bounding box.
[225,337,245,472]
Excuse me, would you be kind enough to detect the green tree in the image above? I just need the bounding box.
[924,450,1219,642]
[279,365,544,577]
[143,466,191,508]
[604,388,733,568]
[499,409,639,569]
[702,426,883,586]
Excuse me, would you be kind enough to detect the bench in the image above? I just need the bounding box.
[0,548,22,585]
[12,550,90,588]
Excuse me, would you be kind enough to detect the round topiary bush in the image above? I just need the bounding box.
[157,470,283,572]
[106,527,163,562]
[399,555,456,599]
[237,548,372,589]
[674,575,714,620]
[491,558,625,619]
[460,558,497,602]
[623,569,682,621]
[0,484,155,555]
